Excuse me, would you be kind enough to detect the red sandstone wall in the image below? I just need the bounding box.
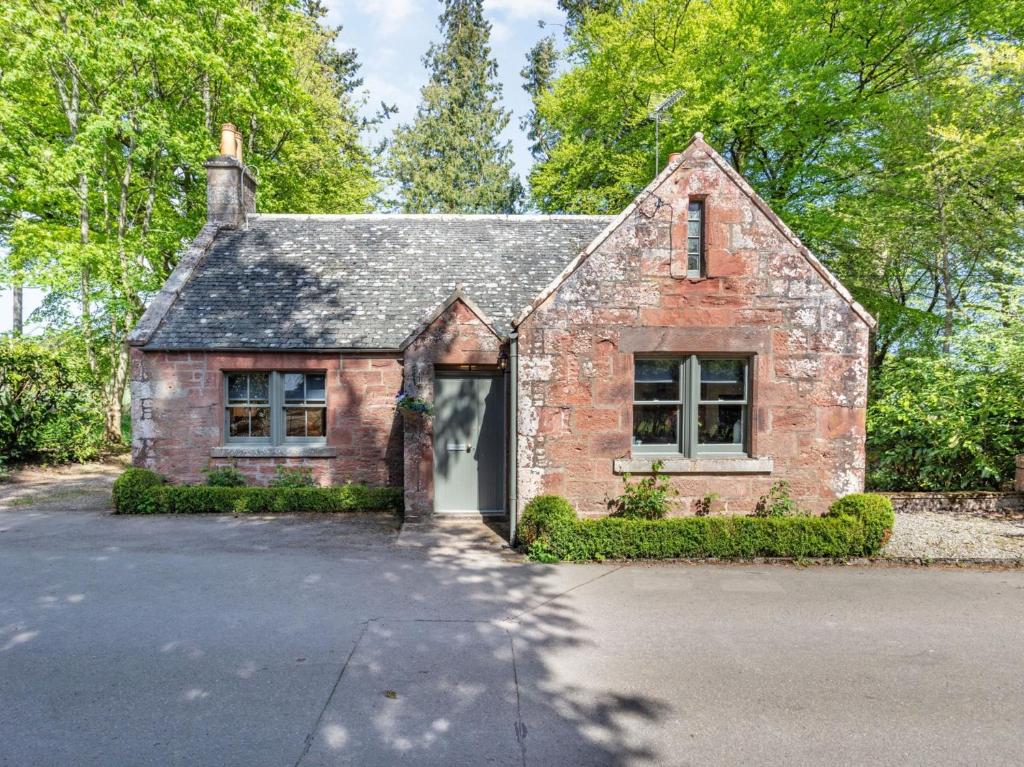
[130,349,403,486]
[515,142,871,516]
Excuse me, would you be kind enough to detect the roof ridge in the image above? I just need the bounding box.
[247,213,616,222]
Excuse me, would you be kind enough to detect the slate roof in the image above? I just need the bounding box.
[143,214,613,350]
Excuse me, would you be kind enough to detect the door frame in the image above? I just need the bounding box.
[432,370,507,517]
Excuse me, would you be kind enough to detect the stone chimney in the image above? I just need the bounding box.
[204,123,256,228]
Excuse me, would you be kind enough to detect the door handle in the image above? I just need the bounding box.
[446,442,472,453]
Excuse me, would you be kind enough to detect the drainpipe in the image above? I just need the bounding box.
[507,332,519,546]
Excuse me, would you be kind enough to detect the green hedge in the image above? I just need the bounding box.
[113,468,166,513]
[517,492,894,561]
[113,468,403,515]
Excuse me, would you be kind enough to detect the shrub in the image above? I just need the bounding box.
[517,494,577,547]
[113,471,404,515]
[269,465,315,488]
[867,353,1024,490]
[752,481,804,517]
[520,492,895,561]
[112,468,166,514]
[827,493,895,554]
[0,337,107,464]
[610,460,677,519]
[203,466,247,487]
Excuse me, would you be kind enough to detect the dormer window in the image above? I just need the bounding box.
[687,200,704,278]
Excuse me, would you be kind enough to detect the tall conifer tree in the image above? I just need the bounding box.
[387,0,522,213]
[520,35,558,163]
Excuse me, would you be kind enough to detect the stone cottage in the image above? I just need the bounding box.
[129,124,873,531]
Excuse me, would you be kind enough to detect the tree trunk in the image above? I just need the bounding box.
[104,335,130,444]
[937,205,955,354]
[12,281,23,336]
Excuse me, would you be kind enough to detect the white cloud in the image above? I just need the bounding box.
[350,0,421,33]
[486,0,561,21]
[490,20,512,44]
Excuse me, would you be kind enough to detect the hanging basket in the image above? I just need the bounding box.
[395,394,434,418]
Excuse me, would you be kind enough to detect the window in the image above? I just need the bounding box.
[224,371,327,444]
[686,200,704,278]
[226,372,270,440]
[633,356,749,456]
[283,373,326,439]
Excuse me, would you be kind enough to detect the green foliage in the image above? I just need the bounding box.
[610,460,677,519]
[395,394,435,417]
[112,468,166,514]
[385,0,523,212]
[203,466,247,487]
[0,0,377,445]
[516,494,578,548]
[694,492,719,517]
[114,473,403,515]
[827,493,895,553]
[268,465,316,488]
[521,493,894,561]
[519,35,558,163]
[0,337,106,464]
[867,350,1024,490]
[526,542,561,563]
[753,481,804,518]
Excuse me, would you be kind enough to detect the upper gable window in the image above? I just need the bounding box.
[686,200,705,278]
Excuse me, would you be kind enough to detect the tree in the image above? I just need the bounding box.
[0,0,377,445]
[527,0,1022,361]
[520,35,558,164]
[818,41,1024,364]
[386,0,523,213]
[558,0,620,33]
[11,283,22,336]
[530,0,1008,215]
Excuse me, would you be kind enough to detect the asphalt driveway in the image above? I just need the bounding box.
[1,507,1023,767]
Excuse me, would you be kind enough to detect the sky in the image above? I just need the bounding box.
[323,0,566,178]
[0,0,568,333]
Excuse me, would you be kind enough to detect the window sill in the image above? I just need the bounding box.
[613,456,773,474]
[210,445,337,459]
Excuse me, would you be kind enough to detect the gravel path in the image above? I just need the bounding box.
[884,511,1024,561]
[0,458,126,512]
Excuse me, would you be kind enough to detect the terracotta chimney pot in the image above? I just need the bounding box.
[219,123,237,158]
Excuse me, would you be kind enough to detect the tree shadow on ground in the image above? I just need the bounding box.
[300,528,670,766]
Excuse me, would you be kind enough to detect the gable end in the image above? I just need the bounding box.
[512,133,875,331]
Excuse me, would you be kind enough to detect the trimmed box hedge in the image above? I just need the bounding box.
[517,492,894,561]
[113,468,403,515]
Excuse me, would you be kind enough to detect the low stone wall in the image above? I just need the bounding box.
[883,491,1024,515]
